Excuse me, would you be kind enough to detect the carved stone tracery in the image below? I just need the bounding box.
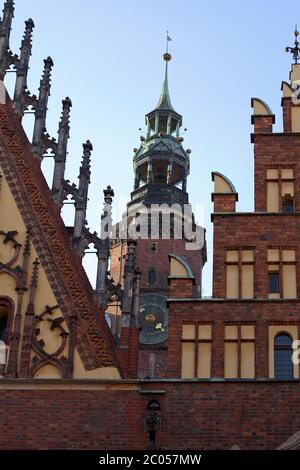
[30,304,75,378]
[0,230,22,270]
[0,229,76,378]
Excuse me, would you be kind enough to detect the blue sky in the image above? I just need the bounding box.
[5,0,300,295]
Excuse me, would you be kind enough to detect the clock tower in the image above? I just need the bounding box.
[109,47,206,377]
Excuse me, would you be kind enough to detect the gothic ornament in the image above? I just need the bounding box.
[286,26,300,64]
[30,304,75,378]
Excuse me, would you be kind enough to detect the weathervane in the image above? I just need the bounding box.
[163,31,173,64]
[166,31,172,54]
[285,25,300,64]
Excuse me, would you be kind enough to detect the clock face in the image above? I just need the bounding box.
[139,294,168,345]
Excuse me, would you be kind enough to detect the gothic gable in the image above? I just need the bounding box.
[0,99,120,379]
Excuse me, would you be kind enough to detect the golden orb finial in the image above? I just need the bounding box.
[163,52,172,62]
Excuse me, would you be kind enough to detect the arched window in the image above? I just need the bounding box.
[148,269,157,285]
[0,305,8,342]
[274,333,293,380]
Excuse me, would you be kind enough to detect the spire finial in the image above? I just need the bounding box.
[13,18,35,116]
[23,231,31,257]
[103,185,114,206]
[51,97,72,205]
[30,259,40,290]
[0,0,15,75]
[32,57,54,160]
[23,18,35,44]
[163,31,172,63]
[155,33,174,111]
[72,141,93,251]
[41,56,54,85]
[82,140,93,169]
[286,25,300,64]
[166,31,172,54]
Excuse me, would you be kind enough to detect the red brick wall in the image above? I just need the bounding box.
[252,115,274,133]
[253,133,300,213]
[282,98,292,133]
[0,389,148,450]
[212,214,300,298]
[167,298,300,379]
[118,327,140,378]
[212,194,237,213]
[135,238,203,297]
[110,238,203,298]
[1,382,300,450]
[138,348,167,378]
[110,241,127,287]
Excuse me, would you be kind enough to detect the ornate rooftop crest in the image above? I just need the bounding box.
[286,26,300,64]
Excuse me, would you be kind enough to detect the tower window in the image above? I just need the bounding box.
[266,168,294,213]
[224,324,255,379]
[225,249,254,299]
[181,324,212,379]
[274,334,293,380]
[148,269,157,285]
[268,272,280,294]
[282,196,294,213]
[267,248,297,298]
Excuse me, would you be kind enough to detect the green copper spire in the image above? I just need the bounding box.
[145,35,182,137]
[156,51,174,111]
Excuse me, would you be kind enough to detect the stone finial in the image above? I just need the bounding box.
[58,97,72,150]
[1,0,14,33]
[52,97,72,205]
[13,19,35,116]
[100,185,114,238]
[79,140,92,195]
[61,96,72,118]
[30,259,40,290]
[2,0,14,13]
[23,231,31,257]
[0,0,15,75]
[22,18,35,45]
[40,56,54,87]
[82,140,93,169]
[32,57,54,160]
[104,185,114,205]
[95,186,115,309]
